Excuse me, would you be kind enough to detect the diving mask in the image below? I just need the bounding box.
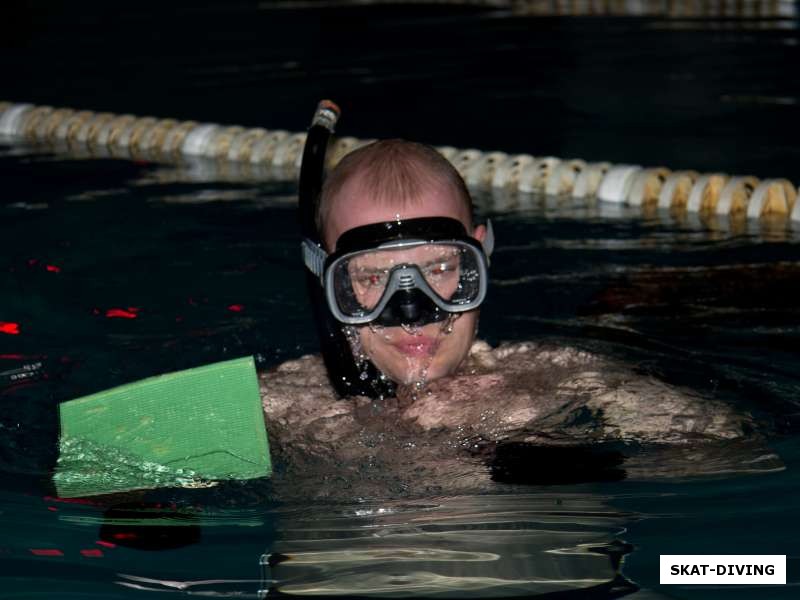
[303,216,493,326]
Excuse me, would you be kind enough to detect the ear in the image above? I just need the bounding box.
[472,224,486,242]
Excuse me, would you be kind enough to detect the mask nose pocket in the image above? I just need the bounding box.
[376,288,445,327]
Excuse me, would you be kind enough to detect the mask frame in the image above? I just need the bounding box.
[302,216,493,325]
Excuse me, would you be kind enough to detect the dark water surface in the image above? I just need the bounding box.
[2,1,800,598]
[1,145,799,598]
[3,0,800,176]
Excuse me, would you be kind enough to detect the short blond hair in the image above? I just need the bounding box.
[317,139,473,247]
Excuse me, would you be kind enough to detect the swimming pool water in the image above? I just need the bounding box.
[1,143,799,597]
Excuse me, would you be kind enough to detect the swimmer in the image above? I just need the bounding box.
[259,107,774,498]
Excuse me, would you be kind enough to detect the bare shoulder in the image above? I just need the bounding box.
[259,354,336,417]
[259,354,358,447]
[403,340,753,443]
[559,367,750,443]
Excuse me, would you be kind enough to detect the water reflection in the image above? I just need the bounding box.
[262,493,638,597]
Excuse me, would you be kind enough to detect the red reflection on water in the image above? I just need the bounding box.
[227,304,244,312]
[0,322,20,335]
[80,549,104,558]
[30,549,64,557]
[46,265,61,273]
[96,540,116,549]
[42,495,101,506]
[105,308,139,319]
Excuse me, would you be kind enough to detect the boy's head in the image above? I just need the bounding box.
[317,139,486,386]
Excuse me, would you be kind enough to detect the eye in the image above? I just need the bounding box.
[357,271,386,287]
[426,261,456,277]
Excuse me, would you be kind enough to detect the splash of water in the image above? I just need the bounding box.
[402,314,462,400]
[343,325,369,367]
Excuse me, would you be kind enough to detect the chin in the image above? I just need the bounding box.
[379,347,466,386]
[427,350,470,382]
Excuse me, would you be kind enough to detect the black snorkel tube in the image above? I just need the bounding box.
[298,100,396,399]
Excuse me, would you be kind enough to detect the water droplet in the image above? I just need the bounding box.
[440,313,459,335]
[400,322,422,335]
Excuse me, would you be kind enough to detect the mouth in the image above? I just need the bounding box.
[392,334,438,357]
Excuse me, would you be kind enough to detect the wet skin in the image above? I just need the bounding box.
[260,341,772,499]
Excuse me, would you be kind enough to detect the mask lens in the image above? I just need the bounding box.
[347,249,396,310]
[423,244,482,305]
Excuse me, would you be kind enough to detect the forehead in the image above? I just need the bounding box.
[324,177,471,251]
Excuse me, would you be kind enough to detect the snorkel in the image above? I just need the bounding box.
[298,101,396,399]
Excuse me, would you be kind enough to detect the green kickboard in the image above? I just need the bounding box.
[54,356,271,498]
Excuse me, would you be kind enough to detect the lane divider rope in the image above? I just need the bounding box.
[258,0,797,19]
[1,101,797,225]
